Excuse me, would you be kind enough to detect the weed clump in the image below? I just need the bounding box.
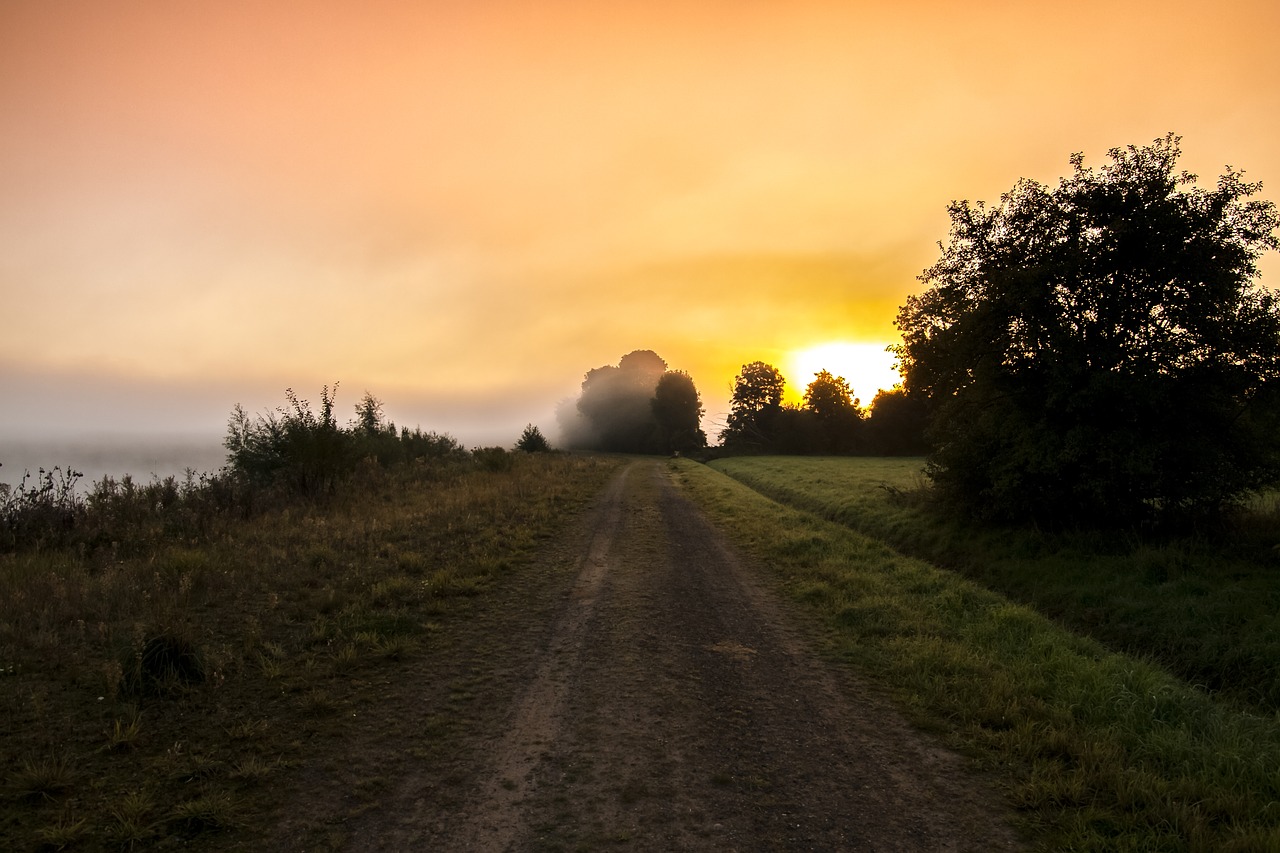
[0,466,84,551]
[167,792,235,836]
[11,754,74,801]
[124,631,206,697]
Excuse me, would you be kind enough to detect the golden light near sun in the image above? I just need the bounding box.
[786,342,901,405]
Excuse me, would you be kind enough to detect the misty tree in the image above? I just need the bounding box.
[560,350,706,453]
[651,370,707,453]
[895,134,1280,525]
[515,424,551,453]
[720,361,785,450]
[570,350,667,452]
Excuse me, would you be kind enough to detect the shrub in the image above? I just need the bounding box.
[472,447,514,472]
[0,466,85,552]
[124,630,206,697]
[225,385,354,496]
[515,424,551,453]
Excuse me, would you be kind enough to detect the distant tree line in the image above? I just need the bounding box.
[558,350,707,454]
[717,361,927,456]
[707,134,1280,529]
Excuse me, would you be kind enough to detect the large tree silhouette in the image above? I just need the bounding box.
[895,134,1280,525]
[652,370,707,453]
[720,361,785,450]
[801,370,862,453]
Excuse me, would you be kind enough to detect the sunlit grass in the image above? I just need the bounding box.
[709,455,1280,715]
[674,458,1280,851]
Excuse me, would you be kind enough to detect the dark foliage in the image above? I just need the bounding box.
[720,361,786,450]
[0,466,84,551]
[224,385,467,495]
[895,134,1280,526]
[515,424,552,453]
[652,370,708,453]
[721,362,868,454]
[472,446,514,471]
[863,388,930,456]
[225,384,353,496]
[801,370,863,453]
[1,386,468,554]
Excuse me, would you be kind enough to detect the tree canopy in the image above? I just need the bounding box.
[862,388,928,456]
[559,350,706,454]
[652,370,707,453]
[720,361,785,450]
[801,370,862,453]
[720,362,869,454]
[894,134,1280,525]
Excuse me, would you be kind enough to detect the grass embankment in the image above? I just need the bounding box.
[1,453,622,851]
[674,458,1280,852]
[709,456,1280,716]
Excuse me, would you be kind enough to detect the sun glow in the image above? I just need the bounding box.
[786,342,901,405]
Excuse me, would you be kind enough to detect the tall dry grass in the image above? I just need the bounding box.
[1,451,621,850]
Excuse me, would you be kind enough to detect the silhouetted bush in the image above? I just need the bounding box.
[472,446,514,472]
[863,389,929,456]
[1,385,469,554]
[515,424,551,453]
[398,427,467,462]
[225,385,354,496]
[0,467,85,551]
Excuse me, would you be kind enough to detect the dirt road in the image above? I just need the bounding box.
[335,460,1021,851]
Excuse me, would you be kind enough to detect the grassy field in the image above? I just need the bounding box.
[0,453,622,851]
[678,457,1280,852]
[708,455,1280,716]
[8,449,1279,850]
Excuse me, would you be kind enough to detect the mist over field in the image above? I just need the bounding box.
[0,370,577,489]
[0,434,226,491]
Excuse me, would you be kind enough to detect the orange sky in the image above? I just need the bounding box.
[3,0,1279,445]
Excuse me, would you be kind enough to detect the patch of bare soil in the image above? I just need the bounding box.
[273,459,1022,851]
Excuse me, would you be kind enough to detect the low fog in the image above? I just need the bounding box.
[0,369,578,489]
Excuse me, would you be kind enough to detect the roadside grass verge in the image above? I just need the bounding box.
[672,458,1280,852]
[0,453,622,851]
[708,456,1280,717]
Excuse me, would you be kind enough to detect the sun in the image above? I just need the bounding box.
[785,342,901,405]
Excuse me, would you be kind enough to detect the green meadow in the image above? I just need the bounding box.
[680,456,1280,851]
[706,456,1280,716]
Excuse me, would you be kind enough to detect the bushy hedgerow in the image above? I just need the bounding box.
[1,386,475,554]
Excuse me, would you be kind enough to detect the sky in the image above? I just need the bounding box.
[3,0,1279,461]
